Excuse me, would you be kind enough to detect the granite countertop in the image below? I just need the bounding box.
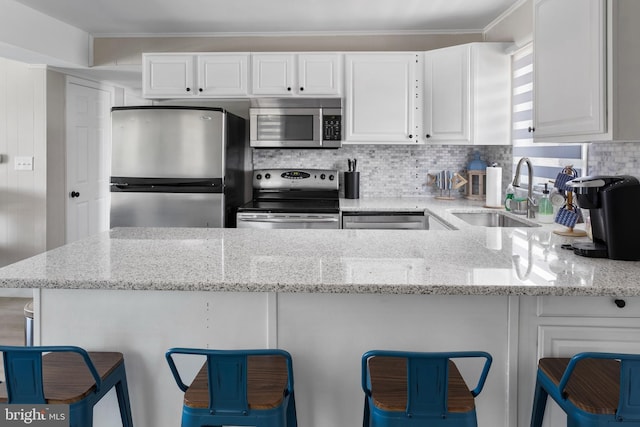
[0,197,638,296]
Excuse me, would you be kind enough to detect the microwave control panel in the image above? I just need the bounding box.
[322,115,342,141]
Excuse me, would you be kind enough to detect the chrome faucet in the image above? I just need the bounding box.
[512,157,536,219]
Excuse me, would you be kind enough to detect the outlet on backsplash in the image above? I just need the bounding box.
[252,144,513,198]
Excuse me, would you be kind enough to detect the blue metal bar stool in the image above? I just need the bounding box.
[530,352,640,427]
[0,345,133,427]
[361,350,492,427]
[166,348,297,427]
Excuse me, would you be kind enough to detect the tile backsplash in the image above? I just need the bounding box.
[252,144,513,198]
[251,141,640,199]
[588,141,640,177]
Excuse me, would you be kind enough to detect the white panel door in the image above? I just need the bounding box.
[533,0,606,138]
[198,53,249,96]
[66,79,113,243]
[536,324,640,427]
[345,53,418,143]
[424,44,470,142]
[251,54,295,95]
[297,54,342,95]
[142,54,195,98]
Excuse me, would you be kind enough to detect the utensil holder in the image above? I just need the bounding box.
[345,171,360,199]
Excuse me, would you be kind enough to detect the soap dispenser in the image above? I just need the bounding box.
[538,183,554,223]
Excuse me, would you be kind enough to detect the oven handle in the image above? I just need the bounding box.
[238,217,339,223]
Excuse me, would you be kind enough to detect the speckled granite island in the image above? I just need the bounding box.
[1,198,639,427]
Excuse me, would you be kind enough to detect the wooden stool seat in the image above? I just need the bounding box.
[185,355,289,409]
[368,357,475,413]
[166,348,297,427]
[361,350,492,427]
[538,357,620,415]
[0,351,125,404]
[530,352,640,427]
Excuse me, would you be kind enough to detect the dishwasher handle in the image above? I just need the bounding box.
[343,221,425,230]
[239,217,339,223]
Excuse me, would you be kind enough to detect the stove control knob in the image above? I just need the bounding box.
[256,174,262,180]
[320,174,326,180]
[265,173,271,179]
[329,174,335,181]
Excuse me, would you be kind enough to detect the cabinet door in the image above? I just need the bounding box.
[345,53,418,143]
[423,45,470,143]
[197,54,249,97]
[143,54,194,98]
[297,54,342,96]
[536,324,640,427]
[533,0,606,139]
[251,54,295,95]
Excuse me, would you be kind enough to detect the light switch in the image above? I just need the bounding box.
[15,156,34,171]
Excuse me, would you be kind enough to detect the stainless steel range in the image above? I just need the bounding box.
[236,169,340,229]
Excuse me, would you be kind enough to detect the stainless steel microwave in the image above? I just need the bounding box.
[250,98,342,148]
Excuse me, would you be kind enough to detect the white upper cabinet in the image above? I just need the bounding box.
[143,54,194,98]
[197,54,249,96]
[143,53,249,98]
[251,53,342,96]
[533,0,640,142]
[533,0,606,140]
[297,54,342,95]
[344,53,419,144]
[423,43,511,145]
[251,54,295,95]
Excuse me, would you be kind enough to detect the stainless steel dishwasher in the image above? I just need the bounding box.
[341,211,452,230]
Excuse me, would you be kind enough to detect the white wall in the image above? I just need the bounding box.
[0,58,66,269]
[0,58,47,267]
[0,0,89,67]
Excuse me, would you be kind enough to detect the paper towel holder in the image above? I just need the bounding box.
[484,163,504,209]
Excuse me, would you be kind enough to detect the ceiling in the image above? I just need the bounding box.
[12,0,520,35]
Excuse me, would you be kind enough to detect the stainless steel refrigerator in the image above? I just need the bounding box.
[110,106,249,228]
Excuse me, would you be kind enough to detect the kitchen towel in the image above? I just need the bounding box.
[485,166,502,208]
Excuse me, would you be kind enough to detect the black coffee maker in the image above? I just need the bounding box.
[567,175,640,260]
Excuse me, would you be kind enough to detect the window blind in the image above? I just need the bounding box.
[511,45,587,187]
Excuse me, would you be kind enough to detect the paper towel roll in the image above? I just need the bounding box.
[486,166,503,208]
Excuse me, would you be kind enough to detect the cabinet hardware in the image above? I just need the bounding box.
[300,87,304,91]
[186,88,191,92]
[70,191,80,198]
[426,134,431,139]
[614,299,626,308]
[199,88,203,92]
[287,87,291,91]
[528,126,535,133]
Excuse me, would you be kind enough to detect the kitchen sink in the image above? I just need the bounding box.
[451,211,540,228]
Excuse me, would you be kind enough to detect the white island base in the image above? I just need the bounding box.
[39,290,515,427]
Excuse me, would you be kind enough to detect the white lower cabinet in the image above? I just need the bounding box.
[518,296,640,427]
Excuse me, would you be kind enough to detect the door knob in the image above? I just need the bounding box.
[70,191,80,198]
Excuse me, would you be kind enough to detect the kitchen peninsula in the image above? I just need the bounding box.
[1,200,639,427]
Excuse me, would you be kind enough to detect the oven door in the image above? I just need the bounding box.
[250,108,322,148]
[236,212,340,229]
